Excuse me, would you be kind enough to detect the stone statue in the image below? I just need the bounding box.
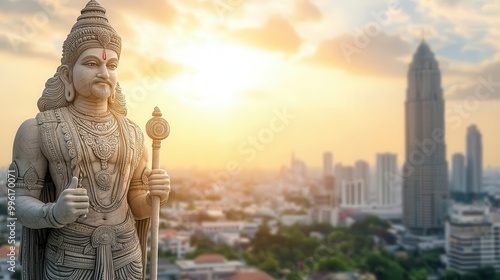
[10,1,171,279]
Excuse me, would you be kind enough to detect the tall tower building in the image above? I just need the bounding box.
[323,152,335,203]
[403,41,448,236]
[451,153,466,193]
[466,125,482,196]
[313,152,338,226]
[376,153,398,206]
[355,160,370,203]
[334,163,343,197]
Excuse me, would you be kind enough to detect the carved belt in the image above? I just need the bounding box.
[45,215,142,277]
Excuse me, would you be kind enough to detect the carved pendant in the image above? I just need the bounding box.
[81,131,119,170]
[95,170,112,191]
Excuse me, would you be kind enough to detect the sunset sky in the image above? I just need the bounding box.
[1,0,499,171]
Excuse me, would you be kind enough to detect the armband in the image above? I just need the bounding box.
[9,161,45,190]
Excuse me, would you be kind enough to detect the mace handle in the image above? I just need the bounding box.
[145,107,170,280]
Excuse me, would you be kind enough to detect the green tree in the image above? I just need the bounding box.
[305,223,335,236]
[363,251,404,280]
[316,256,349,272]
[473,266,496,280]
[408,268,428,280]
[258,252,280,276]
[462,273,480,280]
[439,269,461,280]
[349,216,390,236]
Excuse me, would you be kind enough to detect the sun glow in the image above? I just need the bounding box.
[169,42,277,109]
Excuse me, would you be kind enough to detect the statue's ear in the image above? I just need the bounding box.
[60,65,71,87]
[60,65,75,102]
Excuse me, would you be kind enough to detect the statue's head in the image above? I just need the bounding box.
[38,0,127,115]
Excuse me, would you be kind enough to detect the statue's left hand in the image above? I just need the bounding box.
[145,169,170,203]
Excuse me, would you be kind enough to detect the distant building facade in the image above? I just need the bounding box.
[376,153,398,206]
[341,180,366,207]
[451,153,466,193]
[446,204,500,273]
[355,160,370,203]
[176,254,246,280]
[311,206,338,225]
[311,152,338,226]
[199,221,258,242]
[466,125,482,196]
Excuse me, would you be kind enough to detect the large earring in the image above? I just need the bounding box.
[65,87,75,103]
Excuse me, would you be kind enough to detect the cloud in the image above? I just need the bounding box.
[293,0,322,22]
[0,32,59,61]
[0,0,60,15]
[0,0,77,58]
[230,15,302,54]
[446,55,500,100]
[415,0,500,40]
[114,0,179,25]
[304,31,411,76]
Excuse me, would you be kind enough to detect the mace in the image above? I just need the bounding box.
[146,107,170,280]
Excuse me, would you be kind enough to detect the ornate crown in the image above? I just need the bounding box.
[61,0,121,66]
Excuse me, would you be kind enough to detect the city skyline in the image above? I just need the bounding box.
[1,1,500,171]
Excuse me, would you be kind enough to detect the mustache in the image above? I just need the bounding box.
[92,78,113,88]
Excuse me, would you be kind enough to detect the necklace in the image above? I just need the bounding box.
[68,104,113,123]
[71,107,119,191]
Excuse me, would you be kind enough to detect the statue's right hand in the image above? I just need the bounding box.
[53,176,89,225]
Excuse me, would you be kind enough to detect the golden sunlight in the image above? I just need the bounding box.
[169,42,278,109]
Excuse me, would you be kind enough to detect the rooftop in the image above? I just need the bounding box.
[227,271,275,280]
[195,254,226,263]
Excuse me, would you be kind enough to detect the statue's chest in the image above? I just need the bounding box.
[56,111,135,213]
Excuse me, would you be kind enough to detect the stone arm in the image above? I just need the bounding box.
[127,143,170,220]
[12,119,89,229]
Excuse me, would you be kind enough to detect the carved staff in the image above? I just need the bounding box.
[146,107,170,280]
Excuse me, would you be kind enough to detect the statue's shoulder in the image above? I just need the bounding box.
[13,117,46,164]
[16,108,61,144]
[15,118,39,142]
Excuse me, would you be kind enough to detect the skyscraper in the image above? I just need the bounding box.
[466,125,482,196]
[355,160,370,203]
[334,163,343,197]
[313,152,338,225]
[376,153,398,206]
[323,152,335,203]
[403,41,448,236]
[451,153,466,193]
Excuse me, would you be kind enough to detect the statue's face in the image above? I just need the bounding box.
[72,48,118,101]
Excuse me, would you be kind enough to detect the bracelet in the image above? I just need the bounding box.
[42,203,65,228]
[129,182,149,191]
